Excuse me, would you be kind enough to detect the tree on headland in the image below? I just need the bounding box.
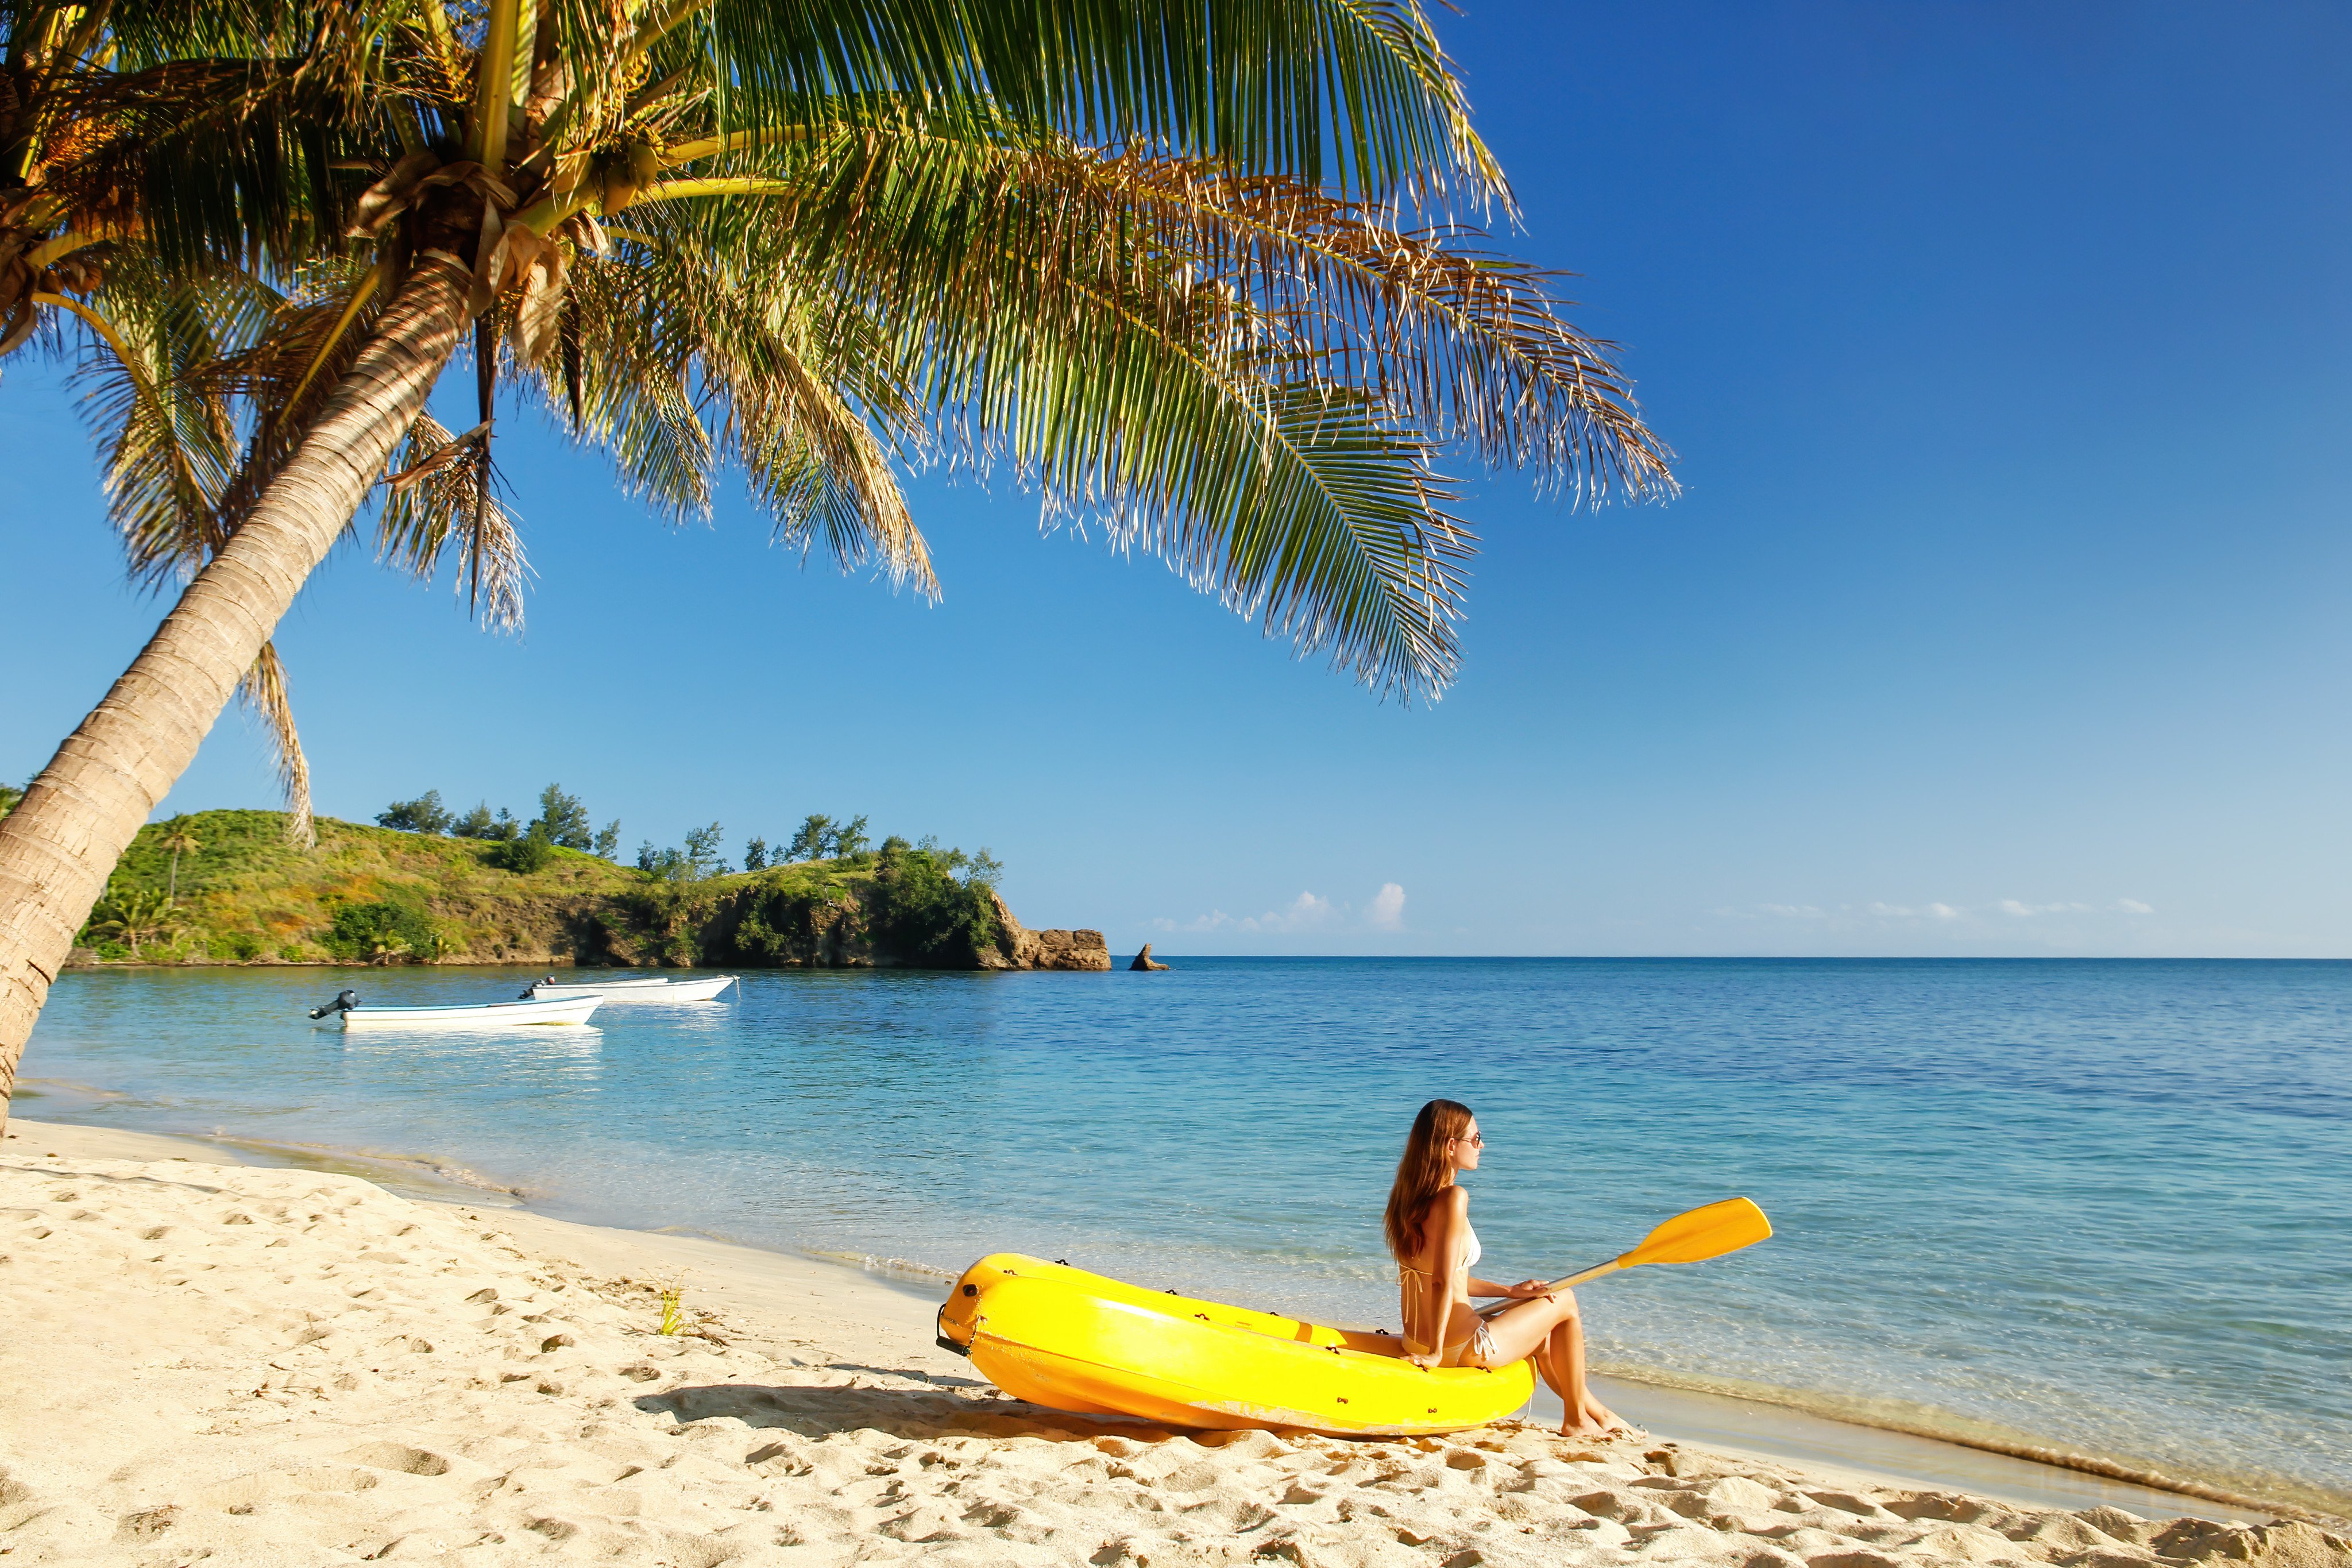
[834,816,872,860]
[637,822,728,883]
[379,791,453,836]
[531,784,593,850]
[451,803,521,842]
[0,2,1675,1124]
[157,820,201,901]
[593,822,620,861]
[787,816,837,864]
[683,825,728,879]
[743,837,768,872]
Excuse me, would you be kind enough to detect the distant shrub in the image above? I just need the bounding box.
[221,932,265,962]
[453,801,520,841]
[378,790,452,835]
[492,827,555,874]
[279,943,307,962]
[324,902,439,964]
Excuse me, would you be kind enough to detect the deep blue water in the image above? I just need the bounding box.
[18,957,2350,1511]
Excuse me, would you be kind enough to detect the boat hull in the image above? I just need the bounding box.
[937,1254,1532,1437]
[530,976,736,1003]
[338,996,602,1027]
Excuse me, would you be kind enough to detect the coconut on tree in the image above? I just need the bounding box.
[0,1,1678,1125]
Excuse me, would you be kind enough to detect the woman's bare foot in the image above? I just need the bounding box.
[1565,1398,1637,1436]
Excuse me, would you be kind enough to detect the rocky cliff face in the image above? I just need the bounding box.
[577,872,1109,972]
[978,894,1113,971]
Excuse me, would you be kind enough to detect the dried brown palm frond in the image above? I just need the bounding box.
[238,641,314,848]
[377,410,531,632]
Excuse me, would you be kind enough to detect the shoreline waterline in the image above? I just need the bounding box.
[8,1112,2327,1527]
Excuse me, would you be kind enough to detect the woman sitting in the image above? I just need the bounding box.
[1387,1098,1631,1436]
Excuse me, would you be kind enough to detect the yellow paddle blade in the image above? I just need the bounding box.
[1619,1197,1772,1268]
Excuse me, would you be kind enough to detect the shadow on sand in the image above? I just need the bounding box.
[634,1382,1198,1447]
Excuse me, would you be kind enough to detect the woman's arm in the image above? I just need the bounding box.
[1471,1276,1558,1299]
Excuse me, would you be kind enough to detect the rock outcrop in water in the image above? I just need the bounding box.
[1129,943,1171,971]
[976,894,1111,971]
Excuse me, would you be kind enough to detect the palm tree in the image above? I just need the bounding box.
[41,248,540,847]
[84,886,186,959]
[0,2,1678,1123]
[156,818,200,901]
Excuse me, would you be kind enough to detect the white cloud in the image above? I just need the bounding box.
[1152,911,1231,934]
[1867,901,1965,921]
[1253,891,1335,933]
[1721,893,2154,930]
[1154,885,1404,937]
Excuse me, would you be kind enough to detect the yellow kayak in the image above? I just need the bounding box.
[934,1253,1535,1436]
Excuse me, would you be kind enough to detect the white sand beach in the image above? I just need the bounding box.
[3,1119,2345,1568]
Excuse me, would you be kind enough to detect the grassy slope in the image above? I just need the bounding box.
[80,809,918,967]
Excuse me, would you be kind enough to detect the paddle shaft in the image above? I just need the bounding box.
[1476,1256,1623,1318]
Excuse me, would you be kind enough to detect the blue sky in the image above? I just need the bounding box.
[5,1,2348,957]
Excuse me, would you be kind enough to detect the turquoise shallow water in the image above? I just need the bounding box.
[19,958,2351,1513]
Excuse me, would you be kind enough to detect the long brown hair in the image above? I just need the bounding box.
[1384,1099,1473,1262]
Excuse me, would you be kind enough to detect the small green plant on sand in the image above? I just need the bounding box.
[656,1280,686,1336]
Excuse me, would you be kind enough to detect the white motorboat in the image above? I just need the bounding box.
[527,975,736,1003]
[309,990,602,1028]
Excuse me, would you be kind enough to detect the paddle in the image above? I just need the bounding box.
[1478,1197,1772,1317]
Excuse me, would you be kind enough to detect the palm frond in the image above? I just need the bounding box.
[239,639,315,848]
[54,272,242,588]
[692,0,1501,204]
[377,408,531,630]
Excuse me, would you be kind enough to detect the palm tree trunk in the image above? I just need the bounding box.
[0,256,473,1131]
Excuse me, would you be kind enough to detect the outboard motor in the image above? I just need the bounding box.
[308,988,361,1020]
[520,974,557,999]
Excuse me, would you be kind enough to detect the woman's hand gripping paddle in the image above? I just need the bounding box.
[1480,1197,1772,1316]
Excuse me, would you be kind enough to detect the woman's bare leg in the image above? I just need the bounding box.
[1470,1289,1631,1436]
[1550,1317,1630,1434]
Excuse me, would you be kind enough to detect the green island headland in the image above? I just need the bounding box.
[45,807,1109,972]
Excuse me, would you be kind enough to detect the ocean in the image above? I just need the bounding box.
[18,957,2350,1515]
